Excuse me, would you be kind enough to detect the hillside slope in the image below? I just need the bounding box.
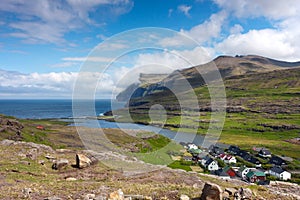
[117,55,300,101]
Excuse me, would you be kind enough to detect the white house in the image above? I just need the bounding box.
[206,159,219,171]
[187,143,198,150]
[224,155,237,164]
[238,166,251,179]
[201,156,219,171]
[219,154,237,164]
[269,166,291,181]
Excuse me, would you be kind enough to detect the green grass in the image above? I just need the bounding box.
[167,160,192,171]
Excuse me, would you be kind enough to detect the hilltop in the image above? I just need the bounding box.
[117,55,300,102]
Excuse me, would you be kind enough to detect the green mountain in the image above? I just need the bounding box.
[117,55,300,102]
[107,55,300,162]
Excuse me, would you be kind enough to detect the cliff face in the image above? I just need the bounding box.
[117,55,300,102]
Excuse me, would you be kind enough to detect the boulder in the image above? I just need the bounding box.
[52,159,69,170]
[200,182,223,200]
[76,153,97,169]
[44,196,62,200]
[225,188,237,196]
[180,194,190,200]
[84,193,96,200]
[222,191,230,200]
[240,188,252,200]
[109,189,124,200]
[22,188,32,198]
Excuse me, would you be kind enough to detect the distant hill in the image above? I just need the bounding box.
[117,55,300,101]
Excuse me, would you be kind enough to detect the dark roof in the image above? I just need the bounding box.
[247,156,260,164]
[239,150,250,158]
[215,169,230,177]
[259,149,271,155]
[269,156,286,165]
[228,145,240,154]
[270,166,285,174]
[205,158,214,165]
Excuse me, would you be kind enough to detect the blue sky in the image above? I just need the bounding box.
[0,0,300,99]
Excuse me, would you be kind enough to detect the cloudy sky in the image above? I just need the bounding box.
[0,0,300,99]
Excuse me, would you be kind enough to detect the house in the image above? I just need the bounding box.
[269,156,286,166]
[247,156,261,166]
[238,166,251,179]
[240,152,261,166]
[189,148,202,156]
[219,154,237,164]
[238,150,250,158]
[269,166,291,181]
[220,165,236,177]
[258,149,272,158]
[187,143,198,150]
[209,145,224,156]
[182,152,193,161]
[224,155,237,164]
[246,171,266,183]
[201,156,219,171]
[228,145,240,155]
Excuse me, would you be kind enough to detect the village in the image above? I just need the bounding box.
[171,142,293,185]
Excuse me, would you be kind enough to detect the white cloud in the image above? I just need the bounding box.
[158,11,227,47]
[0,69,116,98]
[63,56,115,63]
[216,29,297,61]
[229,24,244,35]
[177,5,192,17]
[212,0,300,61]
[213,0,300,20]
[0,0,133,44]
[51,62,78,68]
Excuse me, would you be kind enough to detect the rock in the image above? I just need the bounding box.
[26,148,38,160]
[95,195,107,200]
[45,154,56,160]
[65,177,77,181]
[44,196,62,200]
[225,188,237,196]
[109,189,124,200]
[19,161,30,165]
[22,188,32,197]
[222,191,230,200]
[233,191,241,200]
[52,159,69,170]
[84,193,96,200]
[240,188,252,200]
[76,153,97,169]
[39,160,45,165]
[180,194,190,200]
[200,182,223,200]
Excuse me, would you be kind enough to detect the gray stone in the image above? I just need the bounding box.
[22,188,32,197]
[200,182,223,200]
[76,153,97,169]
[240,188,252,200]
[52,159,69,170]
[84,193,96,200]
[225,188,237,196]
[44,196,62,200]
[109,189,124,200]
[180,194,190,200]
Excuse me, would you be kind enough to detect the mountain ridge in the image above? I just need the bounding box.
[117,55,300,101]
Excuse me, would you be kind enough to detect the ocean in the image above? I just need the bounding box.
[0,99,124,119]
[0,99,221,146]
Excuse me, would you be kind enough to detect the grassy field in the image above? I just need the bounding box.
[105,68,300,166]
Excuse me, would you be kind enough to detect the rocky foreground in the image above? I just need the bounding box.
[0,139,299,200]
